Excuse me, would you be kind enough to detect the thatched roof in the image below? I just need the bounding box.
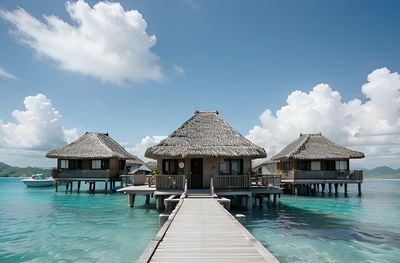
[126,158,144,165]
[272,133,365,160]
[145,111,266,159]
[46,132,139,160]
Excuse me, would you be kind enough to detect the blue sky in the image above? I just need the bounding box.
[0,0,399,168]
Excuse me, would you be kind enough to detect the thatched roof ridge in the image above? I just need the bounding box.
[272,133,365,160]
[46,132,139,160]
[145,111,266,159]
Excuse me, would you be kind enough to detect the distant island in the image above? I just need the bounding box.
[0,162,51,177]
[363,166,400,179]
[0,161,399,179]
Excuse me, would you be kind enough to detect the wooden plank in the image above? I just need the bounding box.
[146,198,279,263]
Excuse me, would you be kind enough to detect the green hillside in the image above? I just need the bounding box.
[363,166,400,179]
[0,162,51,177]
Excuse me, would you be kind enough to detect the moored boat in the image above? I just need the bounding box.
[22,174,54,187]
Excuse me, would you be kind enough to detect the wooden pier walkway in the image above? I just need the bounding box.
[139,197,279,262]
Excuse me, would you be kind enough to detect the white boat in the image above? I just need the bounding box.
[22,174,54,187]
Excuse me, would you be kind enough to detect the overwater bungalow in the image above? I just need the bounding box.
[122,110,281,209]
[46,132,142,192]
[272,133,365,196]
[145,111,266,189]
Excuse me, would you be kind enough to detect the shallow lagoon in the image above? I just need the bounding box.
[244,180,400,262]
[1,178,399,262]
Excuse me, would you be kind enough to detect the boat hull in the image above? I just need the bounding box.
[22,179,54,187]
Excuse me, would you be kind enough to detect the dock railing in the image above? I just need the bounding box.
[213,175,250,189]
[252,174,281,187]
[155,174,186,190]
[52,169,123,179]
[282,170,363,181]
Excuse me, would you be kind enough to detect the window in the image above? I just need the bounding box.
[219,160,230,175]
[300,161,311,171]
[68,160,82,170]
[60,160,69,169]
[311,161,321,171]
[335,160,348,171]
[281,161,291,171]
[92,160,101,169]
[162,159,184,175]
[219,159,243,175]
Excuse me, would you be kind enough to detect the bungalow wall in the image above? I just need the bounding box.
[157,157,252,188]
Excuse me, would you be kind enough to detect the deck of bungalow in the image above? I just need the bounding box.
[280,169,363,197]
[118,173,283,210]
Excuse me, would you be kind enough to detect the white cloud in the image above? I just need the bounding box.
[127,135,167,162]
[246,67,400,168]
[0,0,163,84]
[173,64,185,74]
[0,93,78,151]
[0,65,17,80]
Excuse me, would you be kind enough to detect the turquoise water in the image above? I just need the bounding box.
[0,178,159,262]
[244,180,400,262]
[1,179,399,262]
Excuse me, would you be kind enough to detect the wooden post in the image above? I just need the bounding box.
[273,194,277,206]
[66,181,69,192]
[259,196,264,208]
[145,194,150,205]
[328,183,332,195]
[358,183,362,196]
[334,183,338,197]
[105,181,108,194]
[77,181,81,193]
[241,196,247,209]
[55,181,58,192]
[321,183,325,194]
[156,196,165,211]
[70,182,73,193]
[93,182,96,192]
[128,194,135,207]
[247,196,252,209]
[344,184,348,197]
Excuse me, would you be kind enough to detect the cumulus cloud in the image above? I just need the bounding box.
[247,67,400,168]
[0,0,163,84]
[0,65,17,80]
[0,93,78,151]
[127,135,167,162]
[173,64,185,74]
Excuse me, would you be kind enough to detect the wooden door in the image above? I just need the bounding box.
[190,158,203,188]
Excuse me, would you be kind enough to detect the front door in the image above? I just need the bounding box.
[190,158,203,188]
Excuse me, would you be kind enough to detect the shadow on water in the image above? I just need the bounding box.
[236,197,400,247]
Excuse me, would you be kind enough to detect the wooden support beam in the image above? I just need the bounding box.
[105,181,108,194]
[128,194,136,207]
[145,194,150,205]
[358,183,362,196]
[328,183,332,195]
[344,184,348,197]
[272,194,277,206]
[55,181,58,192]
[334,183,338,197]
[77,181,81,193]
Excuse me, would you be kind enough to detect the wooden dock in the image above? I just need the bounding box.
[139,197,279,262]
